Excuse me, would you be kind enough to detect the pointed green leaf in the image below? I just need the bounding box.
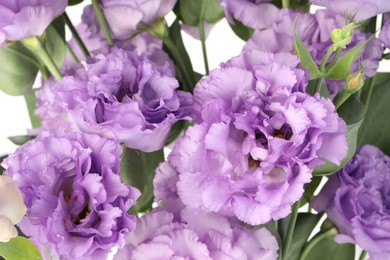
[326,36,373,80]
[358,76,390,155]
[24,89,41,128]
[229,18,254,41]
[0,236,42,260]
[0,43,39,96]
[8,135,34,146]
[289,213,322,260]
[69,0,84,5]
[44,17,66,69]
[174,0,224,26]
[293,19,323,80]
[301,235,355,260]
[120,148,164,213]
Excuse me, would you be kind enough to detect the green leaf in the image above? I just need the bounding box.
[8,135,34,146]
[0,236,42,260]
[326,36,373,80]
[293,19,323,80]
[24,89,41,128]
[300,176,322,206]
[229,18,254,41]
[69,0,84,5]
[163,19,196,92]
[289,213,322,260]
[302,236,355,260]
[174,0,224,26]
[314,120,363,176]
[120,148,164,213]
[358,78,390,155]
[313,94,365,175]
[0,42,39,96]
[166,120,190,145]
[44,16,66,69]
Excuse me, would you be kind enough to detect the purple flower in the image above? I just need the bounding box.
[0,0,67,46]
[82,0,177,40]
[2,130,140,259]
[220,0,278,30]
[379,15,390,49]
[114,208,279,259]
[154,51,347,225]
[245,9,383,96]
[36,48,192,152]
[63,22,175,78]
[313,145,390,260]
[311,0,390,21]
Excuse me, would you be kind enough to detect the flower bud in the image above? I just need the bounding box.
[346,71,364,93]
[331,22,360,51]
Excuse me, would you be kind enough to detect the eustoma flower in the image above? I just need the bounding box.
[2,130,140,259]
[311,0,390,21]
[82,0,177,40]
[155,51,347,225]
[36,48,192,152]
[313,145,390,260]
[114,208,279,259]
[220,0,278,30]
[0,0,67,46]
[0,176,26,242]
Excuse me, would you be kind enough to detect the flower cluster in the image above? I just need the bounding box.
[36,48,192,152]
[2,130,140,259]
[313,145,390,260]
[155,51,347,225]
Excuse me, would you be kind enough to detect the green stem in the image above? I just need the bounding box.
[91,0,113,46]
[66,43,79,63]
[33,37,62,80]
[333,89,351,109]
[198,2,209,75]
[282,0,290,8]
[199,20,209,75]
[64,12,90,58]
[299,228,337,260]
[314,78,324,94]
[163,36,194,91]
[326,48,342,69]
[320,48,334,71]
[282,201,300,260]
[359,250,368,260]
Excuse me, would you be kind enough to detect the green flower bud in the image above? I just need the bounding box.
[346,71,364,94]
[330,22,360,51]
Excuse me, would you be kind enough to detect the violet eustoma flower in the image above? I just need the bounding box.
[0,0,67,46]
[156,51,347,225]
[220,0,278,30]
[0,176,26,242]
[2,130,140,259]
[82,0,176,40]
[313,145,390,260]
[379,15,390,49]
[114,208,279,259]
[36,48,192,152]
[311,0,390,21]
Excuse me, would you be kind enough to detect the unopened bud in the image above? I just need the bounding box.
[346,71,364,93]
[331,22,360,51]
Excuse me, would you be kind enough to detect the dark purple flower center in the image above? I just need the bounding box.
[273,124,293,140]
